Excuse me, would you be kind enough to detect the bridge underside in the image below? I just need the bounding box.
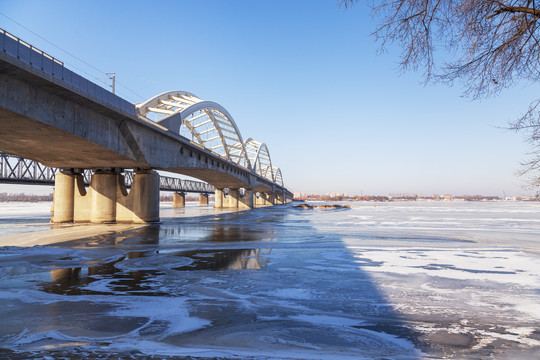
[0,107,141,169]
[0,105,275,191]
[164,168,272,192]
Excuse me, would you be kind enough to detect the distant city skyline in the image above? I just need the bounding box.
[0,0,538,196]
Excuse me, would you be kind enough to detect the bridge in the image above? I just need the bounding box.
[0,28,292,223]
[0,151,215,193]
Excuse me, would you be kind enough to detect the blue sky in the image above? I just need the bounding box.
[0,0,537,196]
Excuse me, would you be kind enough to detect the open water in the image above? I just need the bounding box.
[0,201,539,359]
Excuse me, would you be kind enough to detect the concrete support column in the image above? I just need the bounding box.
[215,189,224,208]
[257,193,267,206]
[228,189,240,208]
[239,189,253,209]
[173,192,185,207]
[266,192,274,206]
[253,192,259,206]
[52,171,75,223]
[53,169,159,224]
[275,192,283,205]
[117,170,160,223]
[199,193,209,205]
[73,173,89,222]
[90,171,117,223]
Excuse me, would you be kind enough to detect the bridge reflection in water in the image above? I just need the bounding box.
[44,223,271,296]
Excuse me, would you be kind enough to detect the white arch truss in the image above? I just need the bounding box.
[136,90,285,188]
[244,138,274,181]
[136,91,250,169]
[273,167,283,187]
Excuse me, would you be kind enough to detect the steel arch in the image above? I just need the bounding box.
[244,138,274,181]
[273,167,283,187]
[136,91,251,169]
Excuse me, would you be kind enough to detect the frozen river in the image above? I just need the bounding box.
[0,201,539,359]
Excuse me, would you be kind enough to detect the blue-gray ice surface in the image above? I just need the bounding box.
[0,201,539,359]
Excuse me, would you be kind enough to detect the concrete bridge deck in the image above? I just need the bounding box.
[0,28,292,223]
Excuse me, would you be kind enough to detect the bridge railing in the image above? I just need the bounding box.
[0,28,135,115]
[0,152,56,184]
[0,152,214,193]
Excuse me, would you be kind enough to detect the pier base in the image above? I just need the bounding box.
[228,189,240,208]
[52,172,76,222]
[240,189,253,209]
[199,193,209,205]
[173,192,185,208]
[215,188,254,209]
[265,192,274,205]
[275,191,284,205]
[52,169,160,224]
[214,189,224,208]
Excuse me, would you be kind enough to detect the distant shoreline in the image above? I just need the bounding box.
[297,197,540,202]
[0,193,53,202]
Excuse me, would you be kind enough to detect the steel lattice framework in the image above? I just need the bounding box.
[0,152,214,193]
[244,138,274,182]
[136,91,284,187]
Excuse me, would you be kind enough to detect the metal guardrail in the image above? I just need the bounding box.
[0,28,135,115]
[0,152,214,193]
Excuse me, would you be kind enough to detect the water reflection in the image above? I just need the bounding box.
[172,248,269,271]
[44,247,269,296]
[45,254,165,296]
[41,210,280,296]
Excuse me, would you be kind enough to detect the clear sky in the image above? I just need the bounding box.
[0,0,538,196]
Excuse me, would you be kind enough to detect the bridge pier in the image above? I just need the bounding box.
[239,189,253,209]
[199,193,209,205]
[265,192,274,205]
[214,189,224,208]
[274,191,284,205]
[52,171,76,222]
[285,193,293,203]
[228,189,240,208]
[173,192,185,207]
[52,169,160,224]
[255,192,273,206]
[214,188,254,209]
[91,171,117,223]
[254,192,265,206]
